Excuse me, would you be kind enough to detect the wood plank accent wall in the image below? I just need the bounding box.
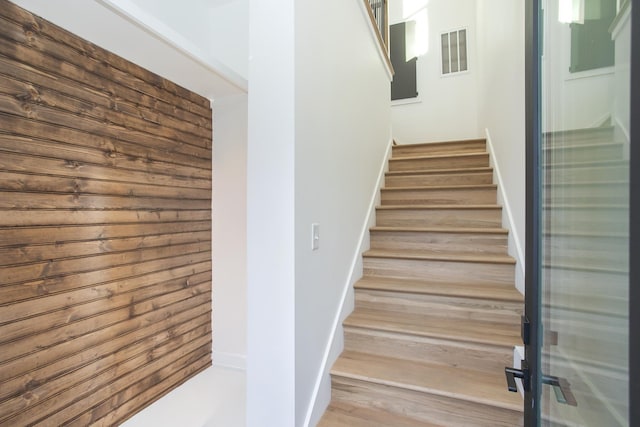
[0,1,213,425]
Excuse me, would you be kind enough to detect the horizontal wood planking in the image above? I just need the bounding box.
[0,209,210,227]
[0,146,211,191]
[0,221,211,247]
[0,302,211,399]
[0,1,212,424]
[0,269,212,344]
[0,8,211,120]
[0,125,212,180]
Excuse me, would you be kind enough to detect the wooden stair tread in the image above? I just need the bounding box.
[377,204,501,210]
[386,167,493,176]
[543,140,621,149]
[344,307,521,348]
[545,180,629,187]
[331,351,524,412]
[543,126,613,138]
[355,277,523,302]
[544,159,627,168]
[381,184,497,191]
[543,262,627,275]
[543,231,627,238]
[320,401,441,427]
[393,138,486,149]
[544,203,629,210]
[364,249,516,265]
[389,152,488,162]
[371,226,508,234]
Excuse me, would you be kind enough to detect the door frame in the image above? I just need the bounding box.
[524,0,639,425]
[524,0,541,425]
[629,2,640,425]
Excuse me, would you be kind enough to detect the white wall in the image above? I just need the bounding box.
[11,0,246,97]
[476,0,526,293]
[246,0,296,425]
[389,0,480,143]
[208,0,249,80]
[212,94,248,369]
[612,3,632,153]
[541,1,615,132]
[293,1,392,425]
[125,0,249,80]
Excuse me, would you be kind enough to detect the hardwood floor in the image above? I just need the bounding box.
[318,139,524,426]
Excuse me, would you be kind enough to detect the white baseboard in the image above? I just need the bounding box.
[485,128,525,295]
[303,137,394,427]
[212,351,246,371]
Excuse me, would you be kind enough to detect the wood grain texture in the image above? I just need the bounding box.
[320,139,522,426]
[0,1,212,424]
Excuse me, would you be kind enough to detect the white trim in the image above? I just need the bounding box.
[303,137,394,427]
[611,0,631,40]
[565,66,614,81]
[614,116,631,144]
[96,0,248,92]
[588,112,612,128]
[392,97,422,106]
[615,116,631,161]
[485,129,525,295]
[357,0,394,81]
[212,351,247,371]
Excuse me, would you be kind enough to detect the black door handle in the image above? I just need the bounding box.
[505,361,530,392]
[543,375,577,406]
[505,365,577,406]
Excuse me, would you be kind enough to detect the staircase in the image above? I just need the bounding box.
[318,139,524,426]
[541,127,629,426]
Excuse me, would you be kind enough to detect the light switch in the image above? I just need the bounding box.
[311,223,320,250]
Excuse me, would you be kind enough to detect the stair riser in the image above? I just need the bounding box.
[545,184,629,205]
[547,233,629,270]
[547,315,627,369]
[343,328,513,373]
[544,129,614,146]
[354,290,522,324]
[363,257,515,285]
[330,377,523,427]
[381,188,497,206]
[376,208,503,228]
[543,165,629,183]
[389,154,490,172]
[385,172,493,187]
[543,144,623,163]
[544,267,627,299]
[392,140,486,158]
[546,196,628,205]
[370,230,508,254]
[545,209,629,234]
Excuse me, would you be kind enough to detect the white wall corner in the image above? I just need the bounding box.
[96,0,248,93]
[303,137,394,427]
[485,129,525,295]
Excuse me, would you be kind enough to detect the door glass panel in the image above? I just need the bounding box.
[540,0,630,425]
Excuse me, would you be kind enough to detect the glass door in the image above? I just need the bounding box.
[536,0,632,425]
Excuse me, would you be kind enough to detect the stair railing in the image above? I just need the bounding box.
[368,0,389,47]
